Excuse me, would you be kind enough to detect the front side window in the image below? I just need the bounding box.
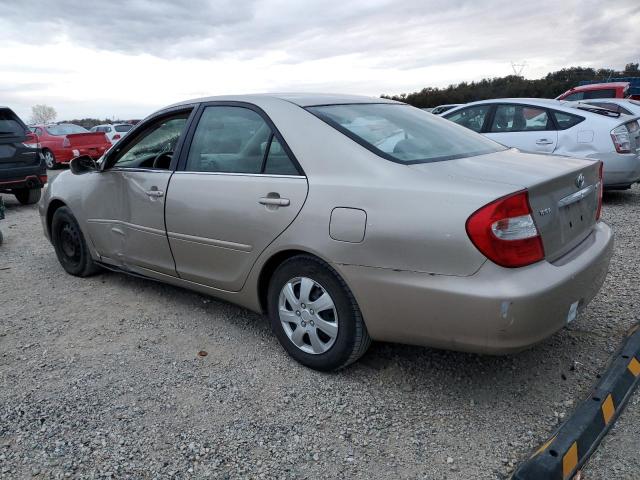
[46,124,88,135]
[490,105,551,132]
[444,105,491,133]
[111,113,189,168]
[563,92,584,101]
[309,104,504,164]
[185,106,298,174]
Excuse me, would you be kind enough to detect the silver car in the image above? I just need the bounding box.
[39,94,613,370]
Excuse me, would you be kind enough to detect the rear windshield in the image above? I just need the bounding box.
[308,103,505,164]
[46,124,88,136]
[115,124,132,132]
[0,109,26,137]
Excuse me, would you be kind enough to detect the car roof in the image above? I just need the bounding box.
[567,82,629,92]
[444,97,634,121]
[168,93,402,109]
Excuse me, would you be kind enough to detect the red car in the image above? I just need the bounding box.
[556,82,632,101]
[27,124,111,169]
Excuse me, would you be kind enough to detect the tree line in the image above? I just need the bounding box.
[382,63,640,108]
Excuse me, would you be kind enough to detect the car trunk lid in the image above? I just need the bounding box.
[65,132,111,159]
[408,149,601,262]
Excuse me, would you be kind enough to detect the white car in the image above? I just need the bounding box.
[443,98,640,190]
[90,123,133,144]
[431,104,462,115]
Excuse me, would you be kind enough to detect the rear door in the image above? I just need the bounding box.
[165,103,308,291]
[484,103,558,153]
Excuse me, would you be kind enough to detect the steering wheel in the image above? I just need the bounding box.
[152,151,173,169]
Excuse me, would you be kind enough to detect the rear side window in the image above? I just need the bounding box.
[186,106,299,175]
[552,111,585,130]
[490,105,551,132]
[310,103,504,164]
[563,92,584,101]
[583,89,616,100]
[444,105,491,133]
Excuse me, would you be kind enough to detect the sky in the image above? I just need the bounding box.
[0,0,638,121]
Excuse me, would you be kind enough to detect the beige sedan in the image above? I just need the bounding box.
[39,94,613,370]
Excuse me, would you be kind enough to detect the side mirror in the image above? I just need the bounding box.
[69,155,99,175]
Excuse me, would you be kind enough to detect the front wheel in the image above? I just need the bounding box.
[267,255,371,371]
[14,188,41,205]
[51,207,101,277]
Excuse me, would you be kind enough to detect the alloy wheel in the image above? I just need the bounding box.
[44,151,55,169]
[278,276,339,354]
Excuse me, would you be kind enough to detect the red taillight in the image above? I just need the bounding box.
[62,137,70,147]
[596,162,603,221]
[466,190,545,268]
[39,175,48,185]
[112,134,121,140]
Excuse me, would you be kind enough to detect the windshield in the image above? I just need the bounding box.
[115,124,132,132]
[308,104,505,164]
[0,109,26,137]
[46,124,89,136]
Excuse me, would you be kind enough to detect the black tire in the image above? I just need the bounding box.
[43,149,58,169]
[51,207,101,277]
[14,188,41,205]
[267,255,371,371]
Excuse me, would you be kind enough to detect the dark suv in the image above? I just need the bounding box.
[0,107,46,205]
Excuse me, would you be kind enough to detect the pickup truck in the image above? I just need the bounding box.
[27,124,111,169]
[0,107,46,205]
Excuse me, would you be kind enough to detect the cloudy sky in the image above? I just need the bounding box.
[1,0,638,121]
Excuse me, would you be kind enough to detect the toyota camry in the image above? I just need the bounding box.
[39,94,613,370]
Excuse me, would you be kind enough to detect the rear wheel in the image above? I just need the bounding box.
[43,149,57,169]
[51,207,101,277]
[14,188,41,205]
[267,255,371,371]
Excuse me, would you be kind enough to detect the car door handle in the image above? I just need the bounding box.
[259,197,290,207]
[535,139,554,145]
[145,189,164,197]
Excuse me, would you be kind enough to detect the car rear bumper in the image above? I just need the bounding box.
[338,221,613,354]
[0,166,46,192]
[592,152,640,188]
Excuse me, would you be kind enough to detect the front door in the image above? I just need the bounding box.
[484,103,558,154]
[83,110,193,275]
[165,104,308,291]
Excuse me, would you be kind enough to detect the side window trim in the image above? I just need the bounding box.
[101,105,197,172]
[175,101,305,177]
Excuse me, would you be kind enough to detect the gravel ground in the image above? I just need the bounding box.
[0,171,639,479]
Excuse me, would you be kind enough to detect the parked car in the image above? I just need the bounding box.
[40,94,612,370]
[443,98,640,189]
[27,124,111,169]
[90,123,133,144]
[574,98,640,117]
[431,104,462,115]
[556,82,631,101]
[0,107,46,205]
[568,78,640,100]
